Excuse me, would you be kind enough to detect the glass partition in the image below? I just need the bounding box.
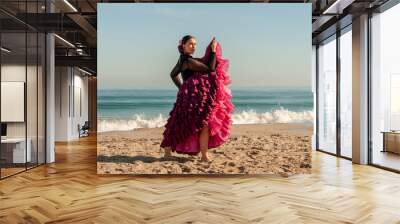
[317,35,337,154]
[1,31,28,177]
[0,1,46,179]
[38,32,46,165]
[27,30,38,169]
[370,3,400,171]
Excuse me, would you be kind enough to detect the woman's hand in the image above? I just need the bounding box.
[211,37,217,52]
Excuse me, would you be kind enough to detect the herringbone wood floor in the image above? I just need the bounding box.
[1,134,400,224]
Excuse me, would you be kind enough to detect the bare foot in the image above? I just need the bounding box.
[200,154,212,162]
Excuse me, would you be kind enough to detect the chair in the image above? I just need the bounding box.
[78,121,90,138]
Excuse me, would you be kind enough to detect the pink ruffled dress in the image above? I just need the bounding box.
[160,40,234,155]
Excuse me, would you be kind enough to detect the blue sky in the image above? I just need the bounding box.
[98,3,311,89]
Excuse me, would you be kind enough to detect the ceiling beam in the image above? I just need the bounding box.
[55,55,97,73]
[67,13,97,46]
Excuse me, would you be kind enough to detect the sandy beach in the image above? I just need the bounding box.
[97,123,313,176]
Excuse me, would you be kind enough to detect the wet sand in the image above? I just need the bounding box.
[97,123,313,176]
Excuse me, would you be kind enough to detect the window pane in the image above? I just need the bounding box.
[371,4,400,171]
[318,36,337,154]
[340,28,352,158]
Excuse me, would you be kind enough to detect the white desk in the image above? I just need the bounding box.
[1,137,31,163]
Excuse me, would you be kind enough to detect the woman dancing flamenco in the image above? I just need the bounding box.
[160,35,234,162]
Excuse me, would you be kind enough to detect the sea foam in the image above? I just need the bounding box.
[97,107,314,132]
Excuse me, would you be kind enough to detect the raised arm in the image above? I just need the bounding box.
[183,51,216,73]
[170,57,183,88]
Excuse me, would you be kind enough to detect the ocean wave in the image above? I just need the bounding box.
[232,108,313,124]
[97,108,314,132]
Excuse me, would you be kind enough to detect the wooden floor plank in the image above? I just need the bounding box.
[0,135,399,223]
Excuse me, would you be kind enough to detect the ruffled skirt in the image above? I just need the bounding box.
[160,61,234,155]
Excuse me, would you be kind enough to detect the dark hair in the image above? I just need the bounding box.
[178,35,195,54]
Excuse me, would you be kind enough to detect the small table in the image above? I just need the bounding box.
[381,131,400,154]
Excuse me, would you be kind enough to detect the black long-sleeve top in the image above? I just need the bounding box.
[170,51,216,88]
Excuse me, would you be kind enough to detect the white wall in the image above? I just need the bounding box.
[55,66,69,141]
[55,67,89,141]
[70,71,89,139]
[1,64,36,138]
